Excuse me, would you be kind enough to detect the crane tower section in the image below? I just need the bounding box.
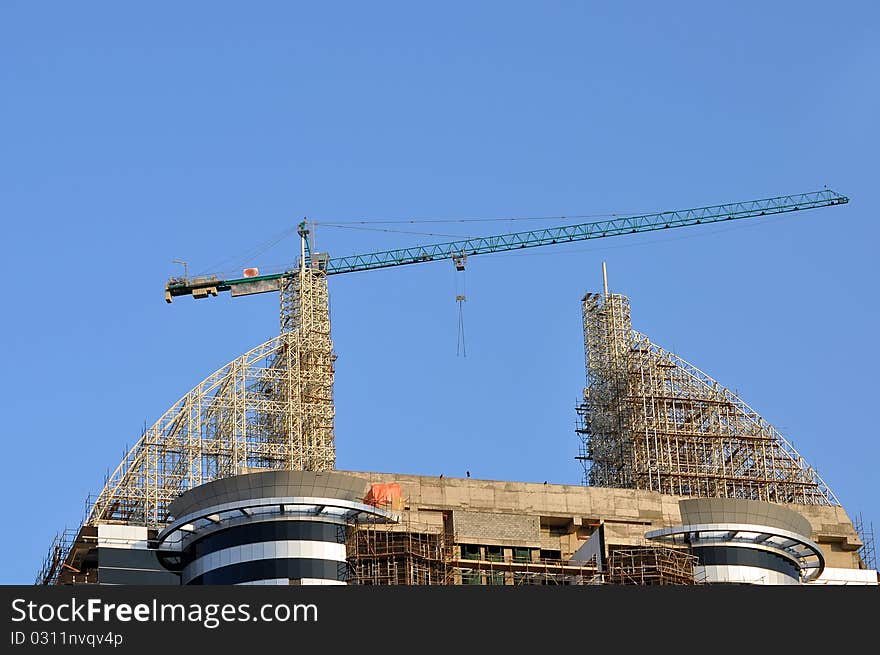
[277,268,336,472]
[577,284,837,505]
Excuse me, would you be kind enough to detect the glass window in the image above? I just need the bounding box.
[461,544,481,560]
[513,547,531,563]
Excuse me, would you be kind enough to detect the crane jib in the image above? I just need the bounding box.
[164,189,849,301]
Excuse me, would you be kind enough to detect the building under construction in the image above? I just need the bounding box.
[35,190,877,587]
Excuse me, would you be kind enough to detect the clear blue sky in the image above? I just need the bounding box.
[1,2,877,583]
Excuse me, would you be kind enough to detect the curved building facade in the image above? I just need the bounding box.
[152,470,397,585]
[646,498,825,585]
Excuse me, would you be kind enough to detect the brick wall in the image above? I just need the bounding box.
[452,511,540,547]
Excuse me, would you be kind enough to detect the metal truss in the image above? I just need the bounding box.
[89,268,336,528]
[577,291,839,506]
[322,190,847,275]
[278,269,336,472]
[164,190,849,300]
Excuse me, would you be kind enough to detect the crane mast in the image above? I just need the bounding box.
[276,259,335,471]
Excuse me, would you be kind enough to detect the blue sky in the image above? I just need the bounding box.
[1,2,877,583]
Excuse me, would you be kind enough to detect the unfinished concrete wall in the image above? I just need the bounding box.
[341,470,863,568]
[453,511,540,547]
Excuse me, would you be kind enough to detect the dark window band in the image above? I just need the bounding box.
[693,546,800,579]
[187,557,346,585]
[99,568,181,585]
[185,521,345,561]
[98,547,166,570]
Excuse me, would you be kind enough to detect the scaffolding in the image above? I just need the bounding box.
[454,556,602,586]
[605,547,701,586]
[854,513,877,571]
[347,522,702,586]
[346,520,452,586]
[86,267,336,528]
[35,529,80,586]
[276,269,336,472]
[576,288,839,506]
[347,516,607,586]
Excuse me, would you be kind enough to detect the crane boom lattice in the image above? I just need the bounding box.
[164,189,849,301]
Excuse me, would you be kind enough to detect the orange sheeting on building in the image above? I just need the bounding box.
[364,483,404,510]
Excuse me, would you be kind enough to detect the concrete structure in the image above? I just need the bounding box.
[42,469,876,586]
[341,471,870,582]
[36,256,876,586]
[153,470,395,585]
[39,192,874,587]
[646,498,825,585]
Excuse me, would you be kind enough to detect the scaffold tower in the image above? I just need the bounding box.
[89,262,336,527]
[576,268,838,505]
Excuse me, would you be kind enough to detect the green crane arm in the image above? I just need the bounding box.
[164,189,849,302]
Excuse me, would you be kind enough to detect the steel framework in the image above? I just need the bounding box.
[88,269,335,527]
[346,522,452,586]
[38,190,853,585]
[605,547,701,585]
[577,290,839,505]
[90,191,849,528]
[165,190,848,300]
[277,269,336,472]
[345,520,607,586]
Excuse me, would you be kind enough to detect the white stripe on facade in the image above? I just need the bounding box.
[182,540,346,584]
[235,578,346,586]
[235,578,290,586]
[300,578,346,586]
[696,564,799,586]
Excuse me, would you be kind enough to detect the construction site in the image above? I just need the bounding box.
[37,190,877,588]
[344,511,701,587]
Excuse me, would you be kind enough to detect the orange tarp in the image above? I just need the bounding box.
[364,483,404,509]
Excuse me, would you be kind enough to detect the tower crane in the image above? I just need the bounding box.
[162,190,849,475]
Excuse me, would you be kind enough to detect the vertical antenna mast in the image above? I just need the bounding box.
[298,220,308,274]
